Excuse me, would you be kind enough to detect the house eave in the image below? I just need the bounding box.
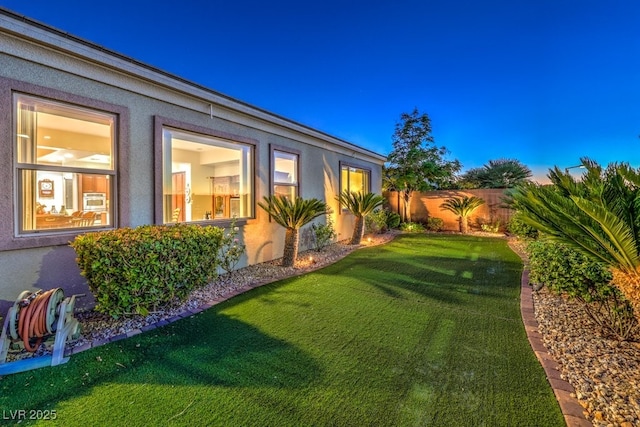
[0,7,387,164]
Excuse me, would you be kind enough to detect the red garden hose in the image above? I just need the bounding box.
[17,289,59,352]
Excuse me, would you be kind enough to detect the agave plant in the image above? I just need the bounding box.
[509,158,640,322]
[439,196,485,233]
[336,190,384,244]
[258,195,328,267]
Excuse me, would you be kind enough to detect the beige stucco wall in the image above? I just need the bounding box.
[0,19,384,311]
[385,189,514,231]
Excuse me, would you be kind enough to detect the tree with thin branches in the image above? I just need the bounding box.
[385,108,460,222]
[258,196,329,267]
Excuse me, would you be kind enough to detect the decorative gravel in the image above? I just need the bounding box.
[510,238,640,427]
[533,288,640,427]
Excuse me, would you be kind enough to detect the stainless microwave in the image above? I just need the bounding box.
[83,193,106,211]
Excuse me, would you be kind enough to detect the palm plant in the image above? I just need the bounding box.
[509,158,640,322]
[439,196,485,233]
[336,190,384,244]
[258,195,328,267]
[460,159,532,188]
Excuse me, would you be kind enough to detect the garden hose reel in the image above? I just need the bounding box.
[0,288,82,375]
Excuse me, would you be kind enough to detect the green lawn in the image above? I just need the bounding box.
[0,234,564,426]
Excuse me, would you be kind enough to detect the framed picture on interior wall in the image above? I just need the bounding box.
[38,179,54,198]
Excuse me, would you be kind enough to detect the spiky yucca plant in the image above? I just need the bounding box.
[439,196,485,233]
[509,158,640,323]
[258,195,328,267]
[336,190,384,244]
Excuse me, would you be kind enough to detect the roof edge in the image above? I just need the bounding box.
[0,7,387,163]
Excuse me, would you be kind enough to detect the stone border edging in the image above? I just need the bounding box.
[514,243,592,427]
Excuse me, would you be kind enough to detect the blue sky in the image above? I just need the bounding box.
[2,0,639,181]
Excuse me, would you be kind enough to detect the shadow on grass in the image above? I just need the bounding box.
[0,307,322,412]
[314,252,522,308]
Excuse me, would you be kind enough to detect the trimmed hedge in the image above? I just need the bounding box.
[527,239,638,340]
[527,239,612,299]
[71,224,224,318]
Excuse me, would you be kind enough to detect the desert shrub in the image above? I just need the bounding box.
[400,221,425,233]
[365,209,388,234]
[425,217,444,231]
[507,212,538,239]
[527,239,638,340]
[365,209,402,234]
[480,219,501,233]
[311,217,337,251]
[219,218,246,274]
[71,223,224,318]
[386,211,401,229]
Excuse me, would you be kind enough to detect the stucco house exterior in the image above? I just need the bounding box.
[0,8,385,313]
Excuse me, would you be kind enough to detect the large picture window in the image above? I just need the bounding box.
[340,163,370,195]
[14,94,115,233]
[162,127,254,223]
[272,149,298,200]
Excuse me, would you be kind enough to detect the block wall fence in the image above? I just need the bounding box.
[384,189,515,231]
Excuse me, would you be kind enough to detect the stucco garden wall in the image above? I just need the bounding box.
[385,189,514,231]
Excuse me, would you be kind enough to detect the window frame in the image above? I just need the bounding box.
[339,161,372,193]
[338,161,372,211]
[270,144,301,200]
[14,94,117,235]
[153,116,258,227]
[0,77,129,251]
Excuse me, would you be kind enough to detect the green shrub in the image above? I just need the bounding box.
[527,239,638,340]
[386,211,401,229]
[71,223,224,318]
[425,217,444,231]
[507,212,538,239]
[400,222,425,233]
[480,220,501,233]
[311,217,337,251]
[365,209,402,234]
[365,209,388,234]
